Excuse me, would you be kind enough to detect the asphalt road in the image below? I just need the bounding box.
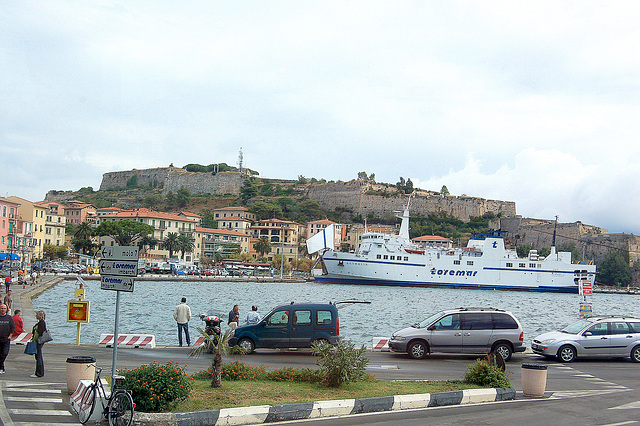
[1,344,639,425]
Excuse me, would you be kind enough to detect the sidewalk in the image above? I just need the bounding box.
[9,274,64,332]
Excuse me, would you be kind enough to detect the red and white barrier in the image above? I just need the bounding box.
[11,332,33,345]
[371,337,389,351]
[194,336,207,347]
[70,379,109,422]
[98,333,156,348]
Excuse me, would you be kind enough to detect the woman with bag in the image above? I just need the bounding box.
[30,310,48,378]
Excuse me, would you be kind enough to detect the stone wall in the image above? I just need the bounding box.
[99,167,173,191]
[163,170,244,195]
[306,181,516,221]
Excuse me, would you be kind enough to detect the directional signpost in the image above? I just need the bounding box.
[99,245,139,390]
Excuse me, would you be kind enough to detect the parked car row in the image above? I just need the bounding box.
[227,303,640,364]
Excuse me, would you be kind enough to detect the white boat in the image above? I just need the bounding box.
[309,202,597,293]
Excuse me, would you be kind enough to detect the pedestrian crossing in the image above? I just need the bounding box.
[0,380,80,425]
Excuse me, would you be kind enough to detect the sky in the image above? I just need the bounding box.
[2,1,639,234]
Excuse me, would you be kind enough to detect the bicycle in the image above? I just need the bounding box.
[77,365,135,426]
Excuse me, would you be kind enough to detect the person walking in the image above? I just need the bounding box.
[4,275,10,293]
[228,304,240,330]
[0,304,15,374]
[12,309,25,337]
[31,310,47,378]
[245,305,261,324]
[3,290,12,315]
[173,297,191,346]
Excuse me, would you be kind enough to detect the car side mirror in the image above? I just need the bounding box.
[261,322,266,327]
[583,331,592,336]
[427,325,436,331]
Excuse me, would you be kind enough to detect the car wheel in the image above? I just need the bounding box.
[408,341,428,359]
[492,342,513,362]
[238,338,255,354]
[631,345,640,363]
[557,345,576,363]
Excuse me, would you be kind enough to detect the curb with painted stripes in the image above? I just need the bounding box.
[10,332,33,345]
[98,333,156,348]
[135,387,515,425]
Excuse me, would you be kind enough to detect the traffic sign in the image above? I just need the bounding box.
[99,260,138,277]
[67,300,91,322]
[101,276,135,292]
[100,246,139,260]
[580,280,593,296]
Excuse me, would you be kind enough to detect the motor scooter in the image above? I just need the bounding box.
[199,312,221,350]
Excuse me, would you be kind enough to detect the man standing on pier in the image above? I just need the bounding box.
[173,297,191,347]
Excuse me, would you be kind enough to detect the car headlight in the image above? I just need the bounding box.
[540,339,556,345]
[392,335,406,341]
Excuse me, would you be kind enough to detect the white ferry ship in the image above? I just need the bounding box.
[309,203,596,293]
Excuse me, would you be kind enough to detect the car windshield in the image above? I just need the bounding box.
[560,319,591,334]
[415,312,445,328]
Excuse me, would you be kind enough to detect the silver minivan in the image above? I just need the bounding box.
[388,307,525,361]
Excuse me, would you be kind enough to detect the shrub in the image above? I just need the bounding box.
[266,367,322,383]
[222,361,267,381]
[312,339,369,387]
[464,359,511,388]
[120,361,193,412]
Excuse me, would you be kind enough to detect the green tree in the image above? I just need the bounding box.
[396,177,406,192]
[440,185,450,196]
[178,233,195,260]
[137,234,159,254]
[250,201,282,220]
[598,252,632,287]
[176,187,191,208]
[298,199,323,221]
[558,242,582,262]
[200,210,217,229]
[143,194,164,209]
[516,243,535,258]
[357,172,368,181]
[93,220,155,246]
[162,232,180,259]
[126,174,139,188]
[240,177,259,201]
[189,329,238,388]
[405,178,414,194]
[253,237,271,257]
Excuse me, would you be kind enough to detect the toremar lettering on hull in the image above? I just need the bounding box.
[430,268,478,277]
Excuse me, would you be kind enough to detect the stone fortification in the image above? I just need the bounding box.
[163,170,244,195]
[99,167,172,191]
[99,167,245,196]
[306,181,516,221]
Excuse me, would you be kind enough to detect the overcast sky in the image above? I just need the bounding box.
[2,1,639,234]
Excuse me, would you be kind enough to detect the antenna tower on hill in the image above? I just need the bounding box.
[238,147,244,174]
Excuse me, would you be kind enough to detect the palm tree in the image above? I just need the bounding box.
[162,232,180,258]
[188,328,238,388]
[253,237,271,258]
[177,234,195,260]
[138,235,159,254]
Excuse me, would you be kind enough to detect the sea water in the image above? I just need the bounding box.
[33,279,640,348]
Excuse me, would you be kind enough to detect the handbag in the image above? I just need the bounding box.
[37,329,53,344]
[24,341,37,355]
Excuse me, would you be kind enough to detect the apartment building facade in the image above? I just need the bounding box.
[7,196,46,260]
[194,226,251,264]
[250,218,305,263]
[64,200,97,225]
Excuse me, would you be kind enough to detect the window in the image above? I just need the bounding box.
[586,323,608,336]
[462,313,493,330]
[383,255,388,260]
[377,254,381,259]
[454,260,460,265]
[404,257,408,261]
[316,310,333,325]
[292,310,311,326]
[390,256,395,260]
[267,310,289,326]
[506,263,513,267]
[434,314,460,330]
[492,313,518,329]
[519,263,525,268]
[529,263,536,268]
[467,261,474,265]
[610,322,630,334]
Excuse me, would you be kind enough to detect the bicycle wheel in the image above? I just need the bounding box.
[78,384,97,424]
[107,390,134,426]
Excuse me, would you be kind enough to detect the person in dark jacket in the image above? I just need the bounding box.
[0,303,15,374]
[31,310,47,378]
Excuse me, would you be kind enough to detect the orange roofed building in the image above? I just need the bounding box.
[97,209,201,262]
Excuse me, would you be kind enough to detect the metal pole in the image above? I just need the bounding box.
[111,290,121,392]
[280,225,284,280]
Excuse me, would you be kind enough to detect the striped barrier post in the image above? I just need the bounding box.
[98,333,156,348]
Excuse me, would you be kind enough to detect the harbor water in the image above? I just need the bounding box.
[33,279,640,348]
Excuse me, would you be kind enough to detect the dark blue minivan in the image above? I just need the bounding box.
[228,303,340,354]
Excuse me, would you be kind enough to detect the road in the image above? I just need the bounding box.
[1,344,639,425]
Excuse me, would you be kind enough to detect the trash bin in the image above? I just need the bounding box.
[66,356,96,394]
[521,363,547,397]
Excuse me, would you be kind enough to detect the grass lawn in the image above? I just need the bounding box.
[172,379,480,412]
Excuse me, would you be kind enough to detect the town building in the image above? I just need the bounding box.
[63,200,97,225]
[194,227,251,264]
[306,219,347,250]
[0,197,35,267]
[6,196,45,260]
[412,235,453,249]
[212,206,256,222]
[250,218,305,263]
